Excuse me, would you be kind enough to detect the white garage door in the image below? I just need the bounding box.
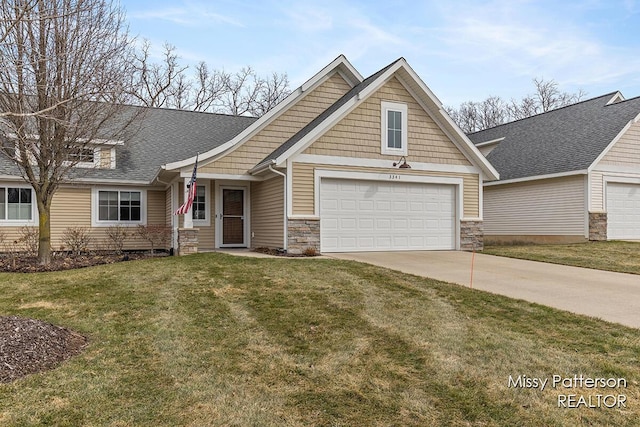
[320,178,456,252]
[607,182,640,239]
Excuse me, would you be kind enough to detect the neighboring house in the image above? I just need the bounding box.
[0,55,498,254]
[469,92,640,244]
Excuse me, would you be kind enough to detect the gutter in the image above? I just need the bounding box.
[268,163,288,252]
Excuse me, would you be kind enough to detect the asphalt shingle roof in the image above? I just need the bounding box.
[468,93,640,181]
[0,105,257,183]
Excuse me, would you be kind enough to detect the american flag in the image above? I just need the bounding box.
[174,154,198,215]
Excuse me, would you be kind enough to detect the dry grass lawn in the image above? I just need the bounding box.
[483,241,640,275]
[1,253,639,426]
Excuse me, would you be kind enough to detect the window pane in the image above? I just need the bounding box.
[0,188,4,220]
[7,188,18,203]
[20,188,31,203]
[120,206,130,221]
[99,191,119,221]
[6,187,32,220]
[193,186,206,220]
[131,206,141,221]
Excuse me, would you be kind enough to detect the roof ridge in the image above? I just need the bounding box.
[468,91,620,136]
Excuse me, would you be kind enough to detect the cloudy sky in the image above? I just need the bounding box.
[119,0,640,107]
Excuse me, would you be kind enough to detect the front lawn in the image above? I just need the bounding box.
[1,253,639,426]
[483,241,640,275]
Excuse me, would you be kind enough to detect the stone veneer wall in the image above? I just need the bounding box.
[589,212,607,241]
[460,220,484,251]
[178,228,199,255]
[287,219,320,255]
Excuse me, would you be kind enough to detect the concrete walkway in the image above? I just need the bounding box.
[329,251,640,329]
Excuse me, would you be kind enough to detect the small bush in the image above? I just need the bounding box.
[303,247,318,257]
[18,226,38,257]
[105,225,128,254]
[136,225,171,256]
[62,226,92,256]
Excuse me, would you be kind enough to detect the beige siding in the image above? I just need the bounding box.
[165,187,172,226]
[100,148,112,168]
[200,72,352,175]
[303,77,471,166]
[590,171,604,212]
[600,120,640,167]
[484,175,586,236]
[291,162,480,218]
[0,186,172,252]
[198,184,215,250]
[251,176,284,248]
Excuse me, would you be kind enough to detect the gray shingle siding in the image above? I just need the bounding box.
[468,93,640,181]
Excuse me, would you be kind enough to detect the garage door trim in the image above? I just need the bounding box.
[314,169,463,251]
[605,177,640,240]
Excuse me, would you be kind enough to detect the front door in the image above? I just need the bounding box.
[221,188,246,246]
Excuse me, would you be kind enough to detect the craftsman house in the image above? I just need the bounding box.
[0,55,498,254]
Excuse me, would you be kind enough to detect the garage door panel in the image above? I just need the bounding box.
[320,178,456,252]
[607,183,640,240]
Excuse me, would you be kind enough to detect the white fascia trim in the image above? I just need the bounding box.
[603,175,640,185]
[313,168,464,218]
[392,72,499,181]
[294,154,479,174]
[588,113,640,172]
[164,57,363,172]
[475,137,505,147]
[70,178,151,186]
[606,92,625,105]
[592,164,640,175]
[484,170,588,187]
[90,186,148,228]
[182,172,262,181]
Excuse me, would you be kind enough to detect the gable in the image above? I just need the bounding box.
[198,72,353,175]
[302,77,471,166]
[599,119,640,167]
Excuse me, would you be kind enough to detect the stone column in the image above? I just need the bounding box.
[287,219,320,255]
[588,212,607,241]
[460,220,484,251]
[178,228,199,255]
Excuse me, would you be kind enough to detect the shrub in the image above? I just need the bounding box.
[18,226,38,257]
[61,226,92,256]
[303,247,318,257]
[136,225,171,256]
[105,225,128,254]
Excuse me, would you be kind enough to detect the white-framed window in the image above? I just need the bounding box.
[192,182,210,226]
[66,145,101,168]
[0,185,37,225]
[381,101,408,155]
[91,187,146,227]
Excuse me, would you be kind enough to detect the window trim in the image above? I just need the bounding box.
[91,187,147,227]
[0,184,37,226]
[192,181,211,227]
[381,101,408,156]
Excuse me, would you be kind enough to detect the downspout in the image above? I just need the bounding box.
[268,163,288,252]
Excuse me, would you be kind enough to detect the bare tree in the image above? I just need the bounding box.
[128,41,291,117]
[448,78,586,132]
[130,41,188,108]
[0,0,138,265]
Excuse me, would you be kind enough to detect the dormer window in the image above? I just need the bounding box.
[66,145,98,167]
[381,101,408,155]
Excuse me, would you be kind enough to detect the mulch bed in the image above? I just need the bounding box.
[0,252,164,273]
[0,316,88,383]
[0,252,166,382]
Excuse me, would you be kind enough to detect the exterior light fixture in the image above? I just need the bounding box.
[393,156,411,169]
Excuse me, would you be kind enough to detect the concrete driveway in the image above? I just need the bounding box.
[329,251,640,329]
